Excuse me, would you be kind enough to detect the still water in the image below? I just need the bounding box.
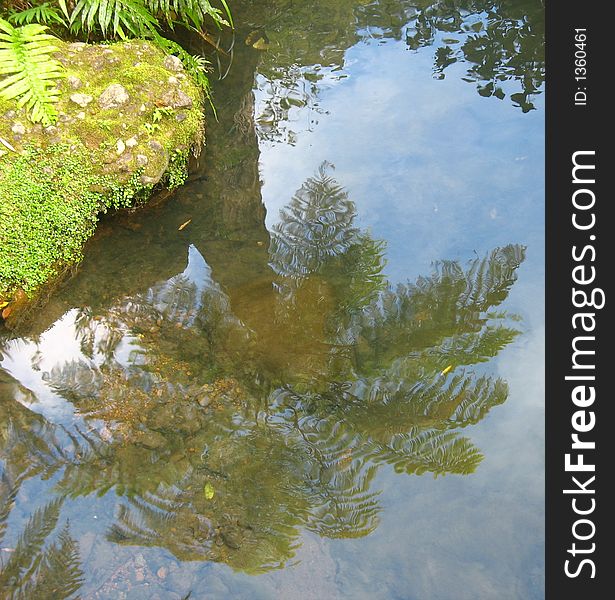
[0,1,544,598]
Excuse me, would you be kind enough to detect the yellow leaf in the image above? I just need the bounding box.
[441,365,453,376]
[0,301,9,310]
[178,219,192,231]
[204,482,215,500]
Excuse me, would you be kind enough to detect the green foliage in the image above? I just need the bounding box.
[150,32,214,108]
[0,0,234,111]
[108,168,152,208]
[0,145,107,296]
[0,19,64,125]
[166,147,188,189]
[58,0,228,99]
[147,0,232,30]
[0,39,204,302]
[7,3,66,27]
[66,0,158,38]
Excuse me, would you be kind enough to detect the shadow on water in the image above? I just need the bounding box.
[0,0,542,596]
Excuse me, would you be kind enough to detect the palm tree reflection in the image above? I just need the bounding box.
[2,164,525,573]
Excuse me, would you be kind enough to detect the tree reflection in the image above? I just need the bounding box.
[245,0,544,143]
[0,164,527,573]
[0,398,83,598]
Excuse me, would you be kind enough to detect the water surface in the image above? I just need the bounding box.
[0,1,544,598]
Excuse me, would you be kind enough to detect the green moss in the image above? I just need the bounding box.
[0,145,105,295]
[0,40,205,306]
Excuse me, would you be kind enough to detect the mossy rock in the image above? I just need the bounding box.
[0,40,204,322]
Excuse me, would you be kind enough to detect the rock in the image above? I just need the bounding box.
[175,112,188,123]
[43,125,58,136]
[58,113,72,123]
[67,75,83,90]
[11,122,26,136]
[134,554,147,568]
[135,569,145,583]
[136,154,149,167]
[168,76,178,85]
[4,110,16,119]
[141,174,161,185]
[148,140,164,153]
[163,55,183,72]
[125,137,138,148]
[76,111,86,120]
[139,103,147,112]
[98,83,129,109]
[157,89,193,109]
[115,152,134,172]
[68,42,86,51]
[116,139,126,155]
[138,430,166,449]
[70,93,93,107]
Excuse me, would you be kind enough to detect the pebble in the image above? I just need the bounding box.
[11,122,26,135]
[157,89,193,110]
[116,139,126,155]
[70,93,94,107]
[163,55,183,72]
[98,83,129,109]
[67,75,83,90]
[125,136,138,148]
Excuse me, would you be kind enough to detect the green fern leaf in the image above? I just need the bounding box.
[8,3,67,27]
[0,19,64,126]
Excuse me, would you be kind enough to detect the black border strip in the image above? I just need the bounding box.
[546,2,611,595]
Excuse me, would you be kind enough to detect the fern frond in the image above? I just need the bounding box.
[0,19,64,125]
[0,497,64,591]
[8,3,67,27]
[20,521,84,599]
[150,33,213,108]
[69,0,158,38]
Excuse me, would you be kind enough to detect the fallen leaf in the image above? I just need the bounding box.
[204,482,215,500]
[0,301,9,310]
[440,365,453,376]
[178,219,192,231]
[0,137,16,153]
[2,307,12,319]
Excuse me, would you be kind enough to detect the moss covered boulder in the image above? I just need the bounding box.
[0,40,204,322]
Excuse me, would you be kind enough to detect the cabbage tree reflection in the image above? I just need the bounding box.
[13,165,524,573]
